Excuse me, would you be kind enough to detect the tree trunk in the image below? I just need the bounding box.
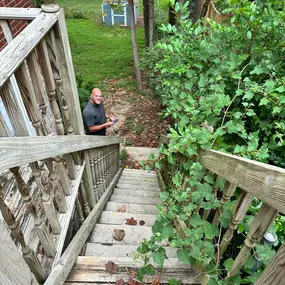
[148,0,154,48]
[128,0,142,90]
[192,0,202,23]
[168,0,177,26]
[201,0,211,18]
[143,0,150,47]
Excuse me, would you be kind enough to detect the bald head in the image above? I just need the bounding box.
[91,88,102,98]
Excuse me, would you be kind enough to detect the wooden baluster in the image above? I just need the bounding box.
[212,180,236,225]
[46,30,74,136]
[93,149,102,198]
[89,154,99,202]
[8,166,56,257]
[36,38,64,135]
[45,158,67,213]
[103,146,109,186]
[79,180,91,217]
[227,203,278,278]
[30,162,61,235]
[0,82,30,136]
[36,39,77,179]
[0,109,11,136]
[218,191,253,258]
[54,156,71,195]
[99,147,106,195]
[75,196,85,225]
[83,151,96,208]
[255,242,285,285]
[26,51,53,136]
[0,186,47,282]
[15,63,45,136]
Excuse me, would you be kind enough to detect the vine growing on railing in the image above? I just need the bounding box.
[137,0,285,284]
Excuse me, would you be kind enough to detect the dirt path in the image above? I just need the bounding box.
[104,79,170,148]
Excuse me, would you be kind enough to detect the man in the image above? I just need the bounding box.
[82,88,113,136]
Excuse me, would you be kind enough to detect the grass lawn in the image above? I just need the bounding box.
[66,19,144,86]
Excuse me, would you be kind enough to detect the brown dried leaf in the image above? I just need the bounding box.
[116,279,126,285]
[125,217,137,225]
[117,205,127,212]
[105,261,118,274]
[113,229,125,241]
[126,267,137,277]
[152,277,160,285]
[139,220,145,226]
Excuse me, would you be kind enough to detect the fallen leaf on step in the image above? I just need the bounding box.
[126,267,137,277]
[126,217,137,225]
[113,229,125,241]
[152,277,160,285]
[127,278,143,285]
[139,220,145,226]
[116,279,126,285]
[117,205,127,212]
[105,261,118,274]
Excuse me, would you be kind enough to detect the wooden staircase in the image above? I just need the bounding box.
[65,168,200,284]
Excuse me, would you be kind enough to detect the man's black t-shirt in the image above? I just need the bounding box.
[82,101,106,136]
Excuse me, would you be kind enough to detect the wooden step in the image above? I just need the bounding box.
[117,179,159,187]
[104,202,158,214]
[120,175,158,182]
[98,211,157,226]
[85,243,178,258]
[88,224,153,244]
[109,195,161,205]
[116,183,160,191]
[113,188,159,197]
[122,169,156,175]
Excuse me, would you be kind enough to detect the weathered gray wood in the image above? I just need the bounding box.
[0,220,40,285]
[255,242,285,285]
[89,224,153,244]
[118,178,159,186]
[199,149,285,214]
[116,183,160,191]
[66,268,199,284]
[123,168,157,175]
[0,13,57,88]
[113,188,159,197]
[0,8,41,20]
[110,194,161,205]
[105,201,158,214]
[98,211,157,226]
[85,243,177,258]
[54,10,84,135]
[0,135,123,171]
[79,179,90,217]
[44,168,122,285]
[53,163,85,266]
[228,203,278,277]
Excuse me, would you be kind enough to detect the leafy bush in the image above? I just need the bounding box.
[76,74,95,110]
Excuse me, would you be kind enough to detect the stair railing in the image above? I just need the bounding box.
[157,139,285,285]
[0,135,123,284]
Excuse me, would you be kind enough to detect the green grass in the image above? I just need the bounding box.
[66,19,144,86]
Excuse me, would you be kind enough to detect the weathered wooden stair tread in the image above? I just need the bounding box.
[113,188,159,197]
[109,194,161,205]
[105,201,158,214]
[115,184,160,191]
[118,178,159,186]
[98,211,157,226]
[88,224,153,244]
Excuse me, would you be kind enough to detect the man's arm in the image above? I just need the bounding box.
[88,121,113,132]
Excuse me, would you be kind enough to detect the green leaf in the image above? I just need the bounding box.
[168,279,182,285]
[189,214,204,228]
[273,106,281,114]
[247,30,252,39]
[152,247,167,268]
[259,98,269,106]
[161,224,174,238]
[159,192,169,202]
[224,258,234,271]
[155,161,162,169]
[177,248,195,264]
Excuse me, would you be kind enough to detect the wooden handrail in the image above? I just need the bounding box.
[0,12,57,87]
[0,8,42,20]
[199,149,285,214]
[0,135,123,171]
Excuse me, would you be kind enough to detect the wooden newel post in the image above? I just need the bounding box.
[41,0,60,13]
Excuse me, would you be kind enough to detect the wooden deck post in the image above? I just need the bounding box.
[0,220,40,285]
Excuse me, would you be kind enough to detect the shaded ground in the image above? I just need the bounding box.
[104,78,171,148]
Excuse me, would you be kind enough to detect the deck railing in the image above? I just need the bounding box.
[0,135,123,284]
[158,141,285,285]
[0,5,124,285]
